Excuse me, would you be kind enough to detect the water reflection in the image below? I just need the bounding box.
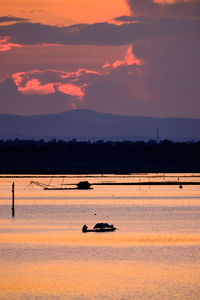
[1,260,200,299]
[0,174,200,299]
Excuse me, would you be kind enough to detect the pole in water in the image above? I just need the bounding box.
[12,182,15,217]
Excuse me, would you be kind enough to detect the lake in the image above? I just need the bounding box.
[0,174,200,299]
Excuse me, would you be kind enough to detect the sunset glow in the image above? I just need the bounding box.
[0,0,130,26]
[0,0,200,117]
[0,0,200,298]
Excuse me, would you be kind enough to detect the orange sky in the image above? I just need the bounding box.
[0,0,130,26]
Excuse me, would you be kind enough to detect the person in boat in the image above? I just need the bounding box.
[82,223,117,232]
[82,224,88,232]
[94,223,110,229]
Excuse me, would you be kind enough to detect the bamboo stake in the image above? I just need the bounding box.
[12,182,15,217]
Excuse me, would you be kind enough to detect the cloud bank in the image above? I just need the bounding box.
[126,0,200,17]
[0,15,199,48]
[0,16,29,23]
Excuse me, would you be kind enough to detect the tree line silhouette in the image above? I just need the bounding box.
[0,139,200,173]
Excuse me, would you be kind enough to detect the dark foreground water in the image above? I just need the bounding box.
[0,174,200,299]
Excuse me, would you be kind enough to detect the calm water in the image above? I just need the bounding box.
[0,174,200,299]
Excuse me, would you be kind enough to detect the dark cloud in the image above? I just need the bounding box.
[131,34,200,117]
[83,66,145,115]
[0,16,29,23]
[0,17,199,46]
[84,34,200,118]
[0,22,132,45]
[114,15,136,23]
[114,15,153,23]
[126,0,200,18]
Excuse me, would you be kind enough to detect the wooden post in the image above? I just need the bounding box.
[12,182,15,217]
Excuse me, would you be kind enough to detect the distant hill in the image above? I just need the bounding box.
[0,109,200,141]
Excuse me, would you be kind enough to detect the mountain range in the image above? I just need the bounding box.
[0,109,200,141]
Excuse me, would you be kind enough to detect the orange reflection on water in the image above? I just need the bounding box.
[1,232,200,246]
[0,260,200,299]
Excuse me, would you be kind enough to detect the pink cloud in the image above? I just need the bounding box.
[0,36,22,51]
[12,69,64,86]
[112,59,125,69]
[12,68,100,85]
[11,69,92,99]
[60,68,100,79]
[12,71,24,86]
[0,38,69,52]
[124,46,141,66]
[17,79,55,95]
[102,62,111,69]
[103,46,142,69]
[10,46,142,102]
[57,83,86,100]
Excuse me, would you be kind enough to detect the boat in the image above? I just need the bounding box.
[77,181,92,189]
[82,223,117,233]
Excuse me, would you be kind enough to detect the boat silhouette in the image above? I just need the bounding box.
[82,223,117,233]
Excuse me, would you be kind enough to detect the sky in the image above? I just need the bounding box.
[0,0,200,117]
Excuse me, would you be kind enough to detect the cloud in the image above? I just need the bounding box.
[130,34,200,117]
[0,44,128,84]
[126,0,200,17]
[11,68,101,101]
[114,15,157,23]
[0,7,199,119]
[16,78,86,100]
[82,39,200,118]
[16,79,55,95]
[1,39,198,118]
[57,83,86,99]
[0,36,22,51]
[0,16,199,47]
[114,15,136,23]
[0,22,130,46]
[11,46,140,93]
[0,16,29,23]
[1,34,200,118]
[103,45,142,69]
[5,46,140,110]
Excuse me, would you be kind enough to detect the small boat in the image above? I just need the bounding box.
[77,181,92,189]
[82,223,117,233]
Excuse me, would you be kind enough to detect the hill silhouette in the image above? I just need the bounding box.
[0,109,200,141]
